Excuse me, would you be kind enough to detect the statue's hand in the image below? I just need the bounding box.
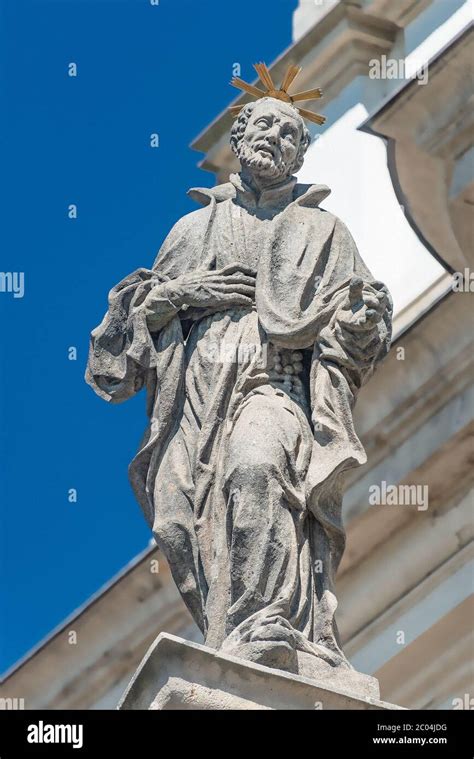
[336,277,388,334]
[164,264,256,311]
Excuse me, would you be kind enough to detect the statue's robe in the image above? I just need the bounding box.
[86,173,392,677]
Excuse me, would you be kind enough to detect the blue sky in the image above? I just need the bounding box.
[0,0,297,672]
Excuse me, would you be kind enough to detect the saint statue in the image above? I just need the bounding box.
[86,64,392,682]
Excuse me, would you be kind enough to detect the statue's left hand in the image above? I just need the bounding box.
[336,277,388,334]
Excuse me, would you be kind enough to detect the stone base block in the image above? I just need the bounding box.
[117,633,404,710]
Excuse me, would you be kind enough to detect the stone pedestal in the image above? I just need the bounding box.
[117,633,404,711]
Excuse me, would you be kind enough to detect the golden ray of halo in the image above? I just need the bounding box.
[296,107,326,125]
[280,64,301,93]
[290,88,323,102]
[230,77,265,99]
[228,104,245,117]
[253,62,275,92]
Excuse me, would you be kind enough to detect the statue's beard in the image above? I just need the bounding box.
[238,140,290,180]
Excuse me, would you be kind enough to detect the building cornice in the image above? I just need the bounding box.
[359,24,474,272]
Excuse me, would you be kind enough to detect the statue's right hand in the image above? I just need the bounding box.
[164,264,256,310]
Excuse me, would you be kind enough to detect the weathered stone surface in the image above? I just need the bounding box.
[87,96,392,695]
[117,633,403,711]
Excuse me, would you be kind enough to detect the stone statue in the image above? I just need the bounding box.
[86,68,392,686]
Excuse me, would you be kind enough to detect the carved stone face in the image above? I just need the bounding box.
[238,99,304,181]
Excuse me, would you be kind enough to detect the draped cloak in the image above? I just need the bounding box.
[86,174,392,673]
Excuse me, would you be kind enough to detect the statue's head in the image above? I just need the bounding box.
[230,97,311,182]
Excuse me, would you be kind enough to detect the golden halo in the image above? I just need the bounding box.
[229,62,326,126]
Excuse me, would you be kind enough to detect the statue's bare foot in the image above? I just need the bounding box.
[223,638,298,674]
[220,616,298,672]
